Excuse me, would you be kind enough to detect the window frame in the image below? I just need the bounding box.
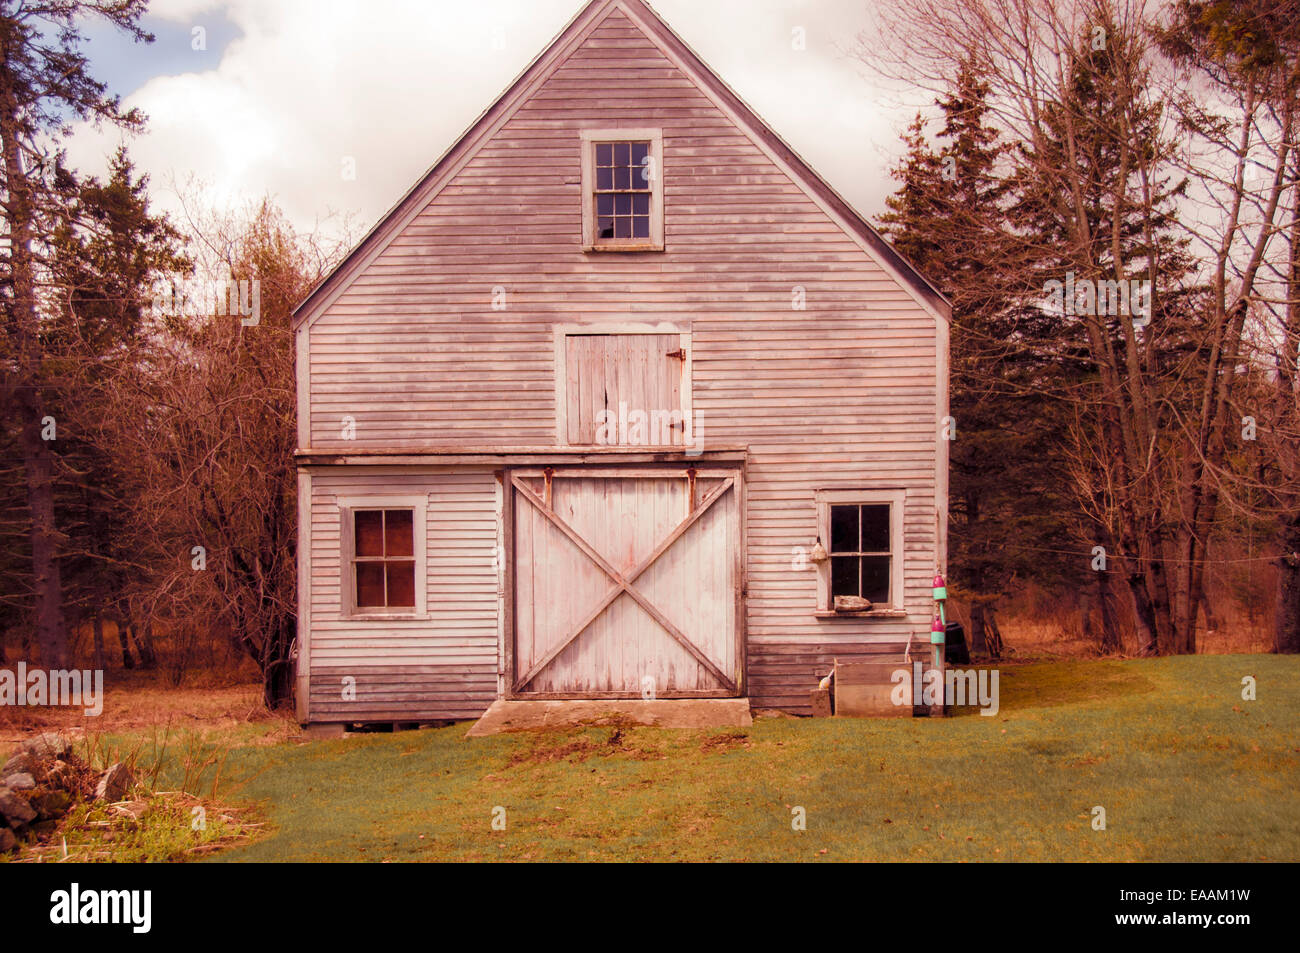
[580,128,665,252]
[552,323,692,447]
[338,496,428,620]
[814,488,906,615]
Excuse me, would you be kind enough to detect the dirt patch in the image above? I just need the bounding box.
[699,731,749,754]
[1067,753,1111,768]
[506,734,610,767]
[504,723,679,766]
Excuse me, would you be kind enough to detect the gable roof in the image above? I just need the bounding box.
[292,0,950,330]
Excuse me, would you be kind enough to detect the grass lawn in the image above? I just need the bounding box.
[193,654,1300,862]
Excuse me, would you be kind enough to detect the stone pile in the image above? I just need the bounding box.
[0,730,135,852]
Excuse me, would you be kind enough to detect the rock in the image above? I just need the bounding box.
[109,800,148,821]
[0,786,36,828]
[1,772,35,791]
[32,790,71,820]
[44,760,71,788]
[22,731,74,761]
[94,763,135,802]
[1,751,35,777]
[0,827,14,851]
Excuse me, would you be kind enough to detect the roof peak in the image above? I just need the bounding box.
[292,0,948,328]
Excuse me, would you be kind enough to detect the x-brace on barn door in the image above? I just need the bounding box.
[509,467,742,697]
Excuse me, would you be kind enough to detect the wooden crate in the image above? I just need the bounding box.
[833,659,915,717]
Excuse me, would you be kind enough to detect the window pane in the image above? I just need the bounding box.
[632,215,649,238]
[616,165,632,190]
[597,166,613,191]
[830,505,858,553]
[385,510,414,557]
[831,555,859,597]
[598,217,614,238]
[356,562,385,607]
[861,556,890,604]
[614,216,631,238]
[386,561,416,608]
[596,143,612,166]
[597,194,613,216]
[615,193,631,215]
[614,142,630,167]
[861,504,890,552]
[629,141,648,167]
[633,194,649,216]
[355,510,384,557]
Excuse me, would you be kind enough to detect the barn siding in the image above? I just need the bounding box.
[306,469,499,720]
[299,5,944,717]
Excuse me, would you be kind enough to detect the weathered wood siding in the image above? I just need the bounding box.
[306,469,499,720]
[300,5,943,715]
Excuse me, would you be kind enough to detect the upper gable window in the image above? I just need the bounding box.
[580,129,664,252]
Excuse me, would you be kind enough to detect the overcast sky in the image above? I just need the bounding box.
[65,0,930,241]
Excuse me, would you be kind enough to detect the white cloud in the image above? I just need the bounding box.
[66,0,909,241]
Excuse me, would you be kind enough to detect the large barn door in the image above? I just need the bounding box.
[510,467,742,697]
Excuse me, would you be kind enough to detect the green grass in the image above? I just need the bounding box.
[159,656,1300,860]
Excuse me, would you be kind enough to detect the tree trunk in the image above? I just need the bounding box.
[1276,152,1300,656]
[115,619,135,669]
[1,66,68,670]
[1198,591,1218,635]
[17,402,68,667]
[1276,522,1300,654]
[1096,571,1122,654]
[985,606,1004,659]
[262,615,296,709]
[132,621,158,669]
[1128,560,1161,656]
[92,613,105,672]
[969,601,988,657]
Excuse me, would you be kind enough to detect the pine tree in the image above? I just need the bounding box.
[879,59,1077,655]
[1011,15,1198,654]
[0,0,152,667]
[43,148,188,669]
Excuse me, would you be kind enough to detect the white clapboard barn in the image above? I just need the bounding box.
[291,0,950,727]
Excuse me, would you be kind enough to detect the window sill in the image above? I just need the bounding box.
[813,609,908,619]
[345,612,428,622]
[584,242,664,253]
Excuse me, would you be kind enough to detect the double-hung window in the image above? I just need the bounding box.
[814,489,906,613]
[580,129,664,251]
[340,499,427,617]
